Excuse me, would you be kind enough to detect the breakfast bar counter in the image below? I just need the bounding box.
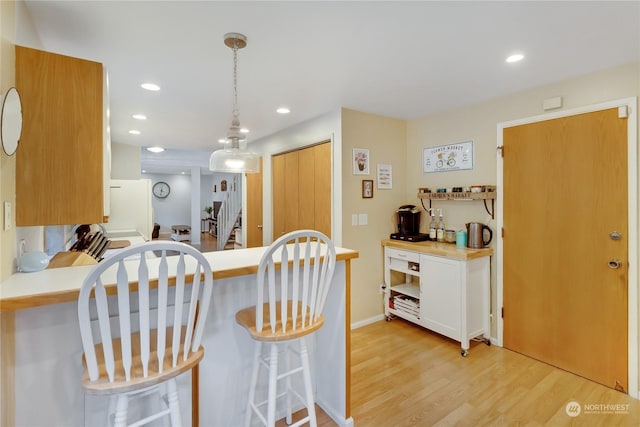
[0,244,358,426]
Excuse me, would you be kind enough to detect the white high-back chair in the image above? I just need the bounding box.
[78,241,214,427]
[235,230,336,427]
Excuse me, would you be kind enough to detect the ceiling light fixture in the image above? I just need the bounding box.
[209,33,259,174]
[141,83,160,91]
[506,53,524,63]
[276,107,290,114]
[146,146,165,153]
[129,130,141,135]
[132,114,147,120]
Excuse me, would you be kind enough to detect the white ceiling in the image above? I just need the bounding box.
[19,1,640,175]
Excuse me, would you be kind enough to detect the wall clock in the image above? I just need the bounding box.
[152,181,170,198]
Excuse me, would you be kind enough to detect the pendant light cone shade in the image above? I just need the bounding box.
[210,32,259,173]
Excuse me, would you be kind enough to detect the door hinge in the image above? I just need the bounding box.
[501,307,504,318]
[497,146,504,157]
[501,227,504,238]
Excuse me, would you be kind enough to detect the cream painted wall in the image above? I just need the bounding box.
[341,109,407,324]
[111,142,141,179]
[0,0,17,282]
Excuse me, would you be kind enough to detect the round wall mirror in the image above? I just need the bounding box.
[1,87,23,156]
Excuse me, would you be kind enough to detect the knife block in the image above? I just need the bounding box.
[47,251,98,269]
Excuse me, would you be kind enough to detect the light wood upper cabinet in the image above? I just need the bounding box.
[15,46,106,226]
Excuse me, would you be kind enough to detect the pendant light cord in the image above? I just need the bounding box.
[232,41,239,121]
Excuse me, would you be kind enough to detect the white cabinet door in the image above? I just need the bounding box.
[420,255,461,340]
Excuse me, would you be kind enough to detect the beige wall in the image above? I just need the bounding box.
[341,109,407,324]
[111,142,141,179]
[0,0,17,282]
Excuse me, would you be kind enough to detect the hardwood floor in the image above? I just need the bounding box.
[289,319,640,426]
[192,230,219,252]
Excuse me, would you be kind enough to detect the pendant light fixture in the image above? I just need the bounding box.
[209,32,259,173]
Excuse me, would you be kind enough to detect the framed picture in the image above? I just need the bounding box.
[362,179,374,198]
[353,148,370,175]
[376,163,392,189]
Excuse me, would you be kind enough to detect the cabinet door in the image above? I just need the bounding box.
[420,255,461,339]
[16,46,104,225]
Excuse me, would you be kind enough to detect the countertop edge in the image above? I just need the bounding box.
[0,248,359,312]
[381,239,493,260]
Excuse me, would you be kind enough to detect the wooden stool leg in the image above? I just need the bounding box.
[299,338,317,427]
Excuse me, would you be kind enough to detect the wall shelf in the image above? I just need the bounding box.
[417,186,496,219]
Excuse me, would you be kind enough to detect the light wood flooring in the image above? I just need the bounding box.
[285,319,640,426]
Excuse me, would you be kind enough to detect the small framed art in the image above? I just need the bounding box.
[353,148,370,175]
[362,179,374,198]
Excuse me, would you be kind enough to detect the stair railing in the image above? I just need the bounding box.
[216,176,242,251]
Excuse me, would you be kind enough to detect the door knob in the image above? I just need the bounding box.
[609,231,622,241]
[257,225,263,229]
[608,259,622,269]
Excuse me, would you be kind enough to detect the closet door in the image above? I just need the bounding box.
[312,142,331,237]
[272,142,331,238]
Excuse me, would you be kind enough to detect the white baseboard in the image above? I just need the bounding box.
[351,314,385,330]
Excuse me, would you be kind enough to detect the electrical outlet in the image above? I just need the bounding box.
[4,201,11,231]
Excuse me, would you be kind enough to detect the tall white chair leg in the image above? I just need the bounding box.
[299,338,317,427]
[245,342,262,427]
[267,343,279,427]
[113,394,129,427]
[285,342,293,425]
[167,378,183,427]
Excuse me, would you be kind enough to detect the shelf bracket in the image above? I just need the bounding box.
[483,198,495,219]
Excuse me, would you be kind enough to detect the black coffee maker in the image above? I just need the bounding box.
[390,205,430,242]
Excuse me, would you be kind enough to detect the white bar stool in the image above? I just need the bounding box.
[78,241,214,427]
[236,230,336,427]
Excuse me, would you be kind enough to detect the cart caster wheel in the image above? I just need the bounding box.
[485,338,491,346]
[461,349,468,357]
[385,316,392,322]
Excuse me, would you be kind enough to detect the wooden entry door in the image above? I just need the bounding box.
[502,107,628,391]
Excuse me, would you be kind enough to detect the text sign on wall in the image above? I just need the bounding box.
[423,141,474,173]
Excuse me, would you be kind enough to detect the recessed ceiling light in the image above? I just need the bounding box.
[141,83,160,91]
[141,169,147,173]
[240,128,250,134]
[218,138,227,144]
[276,107,290,114]
[146,146,165,153]
[132,114,147,120]
[506,54,524,63]
[129,130,141,135]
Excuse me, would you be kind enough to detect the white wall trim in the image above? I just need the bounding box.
[496,97,639,399]
[351,314,385,330]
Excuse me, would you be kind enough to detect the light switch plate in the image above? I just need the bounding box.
[4,201,11,231]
